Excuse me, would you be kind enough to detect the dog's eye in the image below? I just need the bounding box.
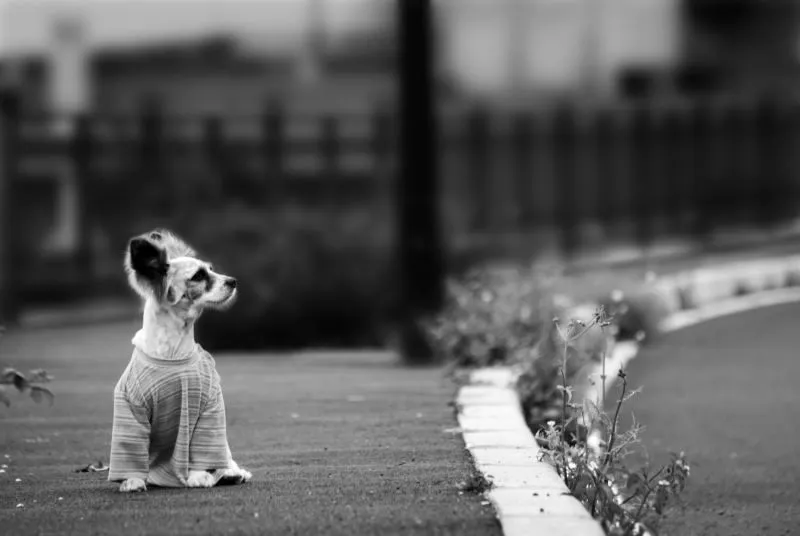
[190,269,207,282]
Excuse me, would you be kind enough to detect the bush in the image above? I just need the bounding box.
[183,203,395,351]
[425,267,557,368]
[0,329,55,407]
[598,287,670,345]
[428,266,689,534]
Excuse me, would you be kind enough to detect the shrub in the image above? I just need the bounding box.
[533,310,689,536]
[0,368,55,407]
[0,329,55,407]
[425,267,557,368]
[183,203,395,351]
[598,288,669,345]
[429,266,689,534]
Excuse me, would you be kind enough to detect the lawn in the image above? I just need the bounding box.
[0,320,499,536]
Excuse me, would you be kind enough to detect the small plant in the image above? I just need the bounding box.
[0,328,55,407]
[598,289,668,345]
[534,309,689,536]
[458,471,493,494]
[0,368,55,407]
[426,268,557,368]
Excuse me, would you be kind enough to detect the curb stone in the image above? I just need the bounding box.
[457,253,800,536]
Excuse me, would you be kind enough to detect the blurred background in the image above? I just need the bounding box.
[2,0,800,350]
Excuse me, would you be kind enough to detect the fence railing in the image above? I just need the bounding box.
[446,98,800,257]
[2,94,800,311]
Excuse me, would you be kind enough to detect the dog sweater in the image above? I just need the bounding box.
[108,333,232,487]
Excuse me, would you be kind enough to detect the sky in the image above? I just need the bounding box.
[0,0,382,57]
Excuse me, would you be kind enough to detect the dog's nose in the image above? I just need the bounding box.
[225,278,238,289]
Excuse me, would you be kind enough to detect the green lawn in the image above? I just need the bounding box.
[0,321,499,536]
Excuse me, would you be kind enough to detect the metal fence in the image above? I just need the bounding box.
[2,93,799,312]
[446,98,800,254]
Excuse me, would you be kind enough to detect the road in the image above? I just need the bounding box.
[620,303,800,536]
[0,320,499,536]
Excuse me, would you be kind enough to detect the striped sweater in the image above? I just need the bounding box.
[108,334,232,487]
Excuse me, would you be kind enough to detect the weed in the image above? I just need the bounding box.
[534,308,689,536]
[458,472,493,494]
[0,328,55,408]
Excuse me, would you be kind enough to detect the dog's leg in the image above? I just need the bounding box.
[108,386,152,492]
[190,386,251,486]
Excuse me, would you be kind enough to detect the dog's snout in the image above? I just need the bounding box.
[225,278,238,290]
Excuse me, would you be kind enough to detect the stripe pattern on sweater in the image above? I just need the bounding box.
[108,344,231,487]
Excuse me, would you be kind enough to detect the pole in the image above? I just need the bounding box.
[0,90,20,326]
[396,0,444,365]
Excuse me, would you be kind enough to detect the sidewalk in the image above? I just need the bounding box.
[0,321,499,536]
[538,233,800,304]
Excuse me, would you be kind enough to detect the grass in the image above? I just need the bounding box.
[0,321,499,536]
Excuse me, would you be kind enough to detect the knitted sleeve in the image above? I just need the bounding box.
[108,375,152,482]
[188,373,231,471]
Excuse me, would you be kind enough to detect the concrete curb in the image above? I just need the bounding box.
[457,252,800,536]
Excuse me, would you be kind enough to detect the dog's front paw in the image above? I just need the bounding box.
[238,467,252,483]
[187,470,216,488]
[215,461,252,485]
[119,478,147,493]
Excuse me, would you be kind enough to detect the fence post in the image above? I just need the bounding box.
[204,115,224,173]
[512,113,533,228]
[262,101,284,204]
[466,107,490,232]
[72,114,94,290]
[661,106,683,234]
[372,108,392,181]
[755,98,784,227]
[372,107,392,214]
[139,98,163,214]
[630,104,653,253]
[320,115,339,204]
[552,104,578,260]
[594,107,616,228]
[688,102,712,242]
[0,90,20,325]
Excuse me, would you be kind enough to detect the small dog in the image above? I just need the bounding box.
[108,229,252,492]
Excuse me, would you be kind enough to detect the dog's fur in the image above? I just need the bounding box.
[118,229,250,492]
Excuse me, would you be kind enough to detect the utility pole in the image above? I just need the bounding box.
[396,0,444,365]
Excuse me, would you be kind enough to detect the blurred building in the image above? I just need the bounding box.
[438,0,800,103]
[0,32,394,117]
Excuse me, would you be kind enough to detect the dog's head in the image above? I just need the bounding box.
[125,229,237,317]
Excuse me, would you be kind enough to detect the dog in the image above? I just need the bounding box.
[108,229,252,492]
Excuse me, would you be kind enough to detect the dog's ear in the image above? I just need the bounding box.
[126,237,169,299]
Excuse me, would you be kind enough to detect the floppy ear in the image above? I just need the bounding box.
[126,237,169,300]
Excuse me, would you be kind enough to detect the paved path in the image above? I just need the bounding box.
[620,303,800,536]
[0,321,499,536]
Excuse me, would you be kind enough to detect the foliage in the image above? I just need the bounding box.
[0,328,55,407]
[428,265,689,534]
[517,314,603,435]
[598,288,669,345]
[425,267,558,368]
[533,310,689,536]
[0,368,55,408]
[183,203,395,351]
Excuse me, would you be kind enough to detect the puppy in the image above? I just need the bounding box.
[108,229,252,492]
